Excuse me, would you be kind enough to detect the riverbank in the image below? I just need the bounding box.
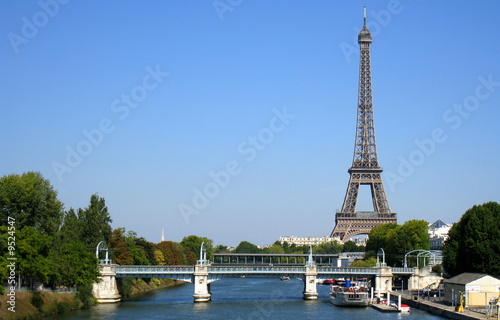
[0,279,185,320]
[117,278,185,299]
[393,292,490,320]
[0,290,80,320]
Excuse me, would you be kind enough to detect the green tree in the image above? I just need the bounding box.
[134,236,156,264]
[154,250,166,265]
[350,257,377,267]
[214,244,230,253]
[365,223,398,254]
[156,241,185,265]
[365,220,429,267]
[59,209,82,243]
[49,240,99,287]
[392,220,430,266]
[78,194,112,251]
[443,202,500,277]
[125,231,151,265]
[0,172,63,235]
[181,246,197,265]
[342,240,365,252]
[263,244,285,254]
[315,241,342,254]
[234,241,260,253]
[180,235,214,260]
[49,208,100,287]
[16,227,53,288]
[110,228,133,265]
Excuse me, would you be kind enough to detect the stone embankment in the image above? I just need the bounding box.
[393,292,494,320]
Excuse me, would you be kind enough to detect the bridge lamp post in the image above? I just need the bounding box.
[306,246,315,267]
[96,241,110,265]
[376,248,386,267]
[198,242,209,266]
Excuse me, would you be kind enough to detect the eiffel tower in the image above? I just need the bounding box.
[330,7,397,243]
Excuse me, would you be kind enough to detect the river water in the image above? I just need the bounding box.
[54,277,445,319]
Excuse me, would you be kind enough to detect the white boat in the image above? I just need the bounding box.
[330,287,369,307]
[399,304,410,312]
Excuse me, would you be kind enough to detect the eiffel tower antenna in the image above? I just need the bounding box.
[330,7,397,243]
[363,6,367,27]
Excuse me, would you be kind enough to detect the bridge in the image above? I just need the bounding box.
[92,244,437,303]
[114,265,416,280]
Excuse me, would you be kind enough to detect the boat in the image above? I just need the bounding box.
[389,302,410,312]
[330,287,369,307]
[322,279,337,285]
[399,304,410,312]
[280,276,290,281]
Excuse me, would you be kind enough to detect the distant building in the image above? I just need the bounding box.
[279,236,338,247]
[428,220,451,250]
[444,273,500,307]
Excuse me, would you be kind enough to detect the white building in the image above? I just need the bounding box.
[279,236,338,247]
[444,273,500,307]
[428,220,451,250]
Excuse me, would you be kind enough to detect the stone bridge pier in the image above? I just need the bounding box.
[303,265,318,300]
[192,264,211,302]
[92,264,121,303]
[375,266,393,293]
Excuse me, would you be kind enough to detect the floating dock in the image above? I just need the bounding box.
[370,303,400,313]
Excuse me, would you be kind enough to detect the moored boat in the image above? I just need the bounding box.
[329,287,369,307]
[322,279,336,285]
[399,304,410,312]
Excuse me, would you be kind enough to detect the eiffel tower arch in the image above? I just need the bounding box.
[330,7,397,243]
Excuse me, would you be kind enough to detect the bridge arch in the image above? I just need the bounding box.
[403,250,437,268]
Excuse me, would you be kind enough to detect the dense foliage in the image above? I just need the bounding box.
[0,172,216,295]
[0,172,102,289]
[365,220,430,267]
[443,202,500,277]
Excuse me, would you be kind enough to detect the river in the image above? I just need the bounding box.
[54,277,446,319]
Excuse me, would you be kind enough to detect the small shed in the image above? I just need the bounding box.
[444,273,500,307]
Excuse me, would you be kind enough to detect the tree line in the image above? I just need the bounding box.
[0,172,213,294]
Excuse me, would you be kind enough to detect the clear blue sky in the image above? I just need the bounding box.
[2,1,499,247]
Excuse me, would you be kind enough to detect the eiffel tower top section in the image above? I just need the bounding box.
[352,6,378,169]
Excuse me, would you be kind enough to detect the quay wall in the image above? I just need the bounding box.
[396,293,485,320]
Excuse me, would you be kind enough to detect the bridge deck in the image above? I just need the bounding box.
[114,265,416,279]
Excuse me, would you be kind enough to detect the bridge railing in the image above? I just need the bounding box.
[208,266,305,273]
[113,265,417,276]
[392,267,416,274]
[317,267,379,275]
[116,265,195,274]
